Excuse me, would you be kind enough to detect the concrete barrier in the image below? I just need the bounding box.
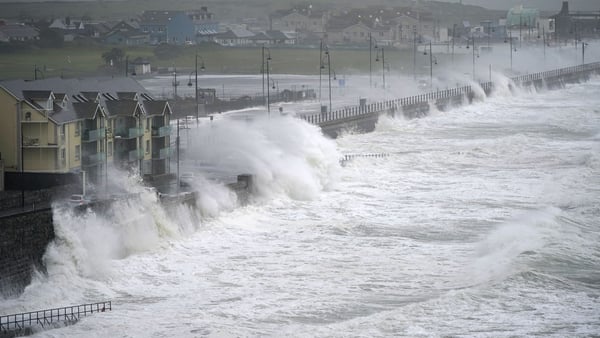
[303,62,600,138]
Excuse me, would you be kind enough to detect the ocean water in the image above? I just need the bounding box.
[1,76,599,337]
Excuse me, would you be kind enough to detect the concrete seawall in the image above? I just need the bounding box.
[0,208,54,298]
[304,62,600,138]
[0,175,253,297]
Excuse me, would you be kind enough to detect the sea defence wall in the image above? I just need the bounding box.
[0,175,253,298]
[0,208,54,298]
[302,62,600,138]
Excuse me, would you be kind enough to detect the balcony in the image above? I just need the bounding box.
[82,128,106,142]
[152,147,172,160]
[22,136,59,148]
[151,125,171,138]
[114,127,144,139]
[128,149,144,162]
[83,152,106,166]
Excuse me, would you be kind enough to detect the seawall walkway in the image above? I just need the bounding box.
[301,62,600,138]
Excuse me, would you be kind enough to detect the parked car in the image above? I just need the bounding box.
[180,172,195,187]
[68,194,91,206]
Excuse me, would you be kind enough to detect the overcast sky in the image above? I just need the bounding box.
[444,0,599,11]
[0,0,598,12]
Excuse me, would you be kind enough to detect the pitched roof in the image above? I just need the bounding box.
[104,100,140,117]
[22,90,52,100]
[0,77,154,123]
[116,92,138,100]
[0,24,39,39]
[142,100,170,116]
[73,101,102,120]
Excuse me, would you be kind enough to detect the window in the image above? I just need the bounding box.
[75,122,81,136]
[25,112,31,121]
[145,140,150,154]
[146,118,150,131]
[61,149,66,161]
[75,145,80,161]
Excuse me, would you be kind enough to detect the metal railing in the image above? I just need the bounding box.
[302,62,600,126]
[151,125,171,138]
[0,301,112,334]
[82,128,106,142]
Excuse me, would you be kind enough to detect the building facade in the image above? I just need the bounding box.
[0,78,172,190]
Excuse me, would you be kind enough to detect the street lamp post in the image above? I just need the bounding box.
[320,44,333,112]
[319,40,324,103]
[34,65,45,80]
[187,53,205,124]
[472,37,475,80]
[171,65,181,190]
[467,37,477,80]
[172,65,180,99]
[451,23,456,64]
[375,45,386,90]
[582,41,588,65]
[368,33,374,88]
[519,14,523,48]
[413,28,417,80]
[261,46,272,113]
[423,42,437,89]
[505,30,516,71]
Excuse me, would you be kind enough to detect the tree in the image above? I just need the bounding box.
[101,47,125,67]
[36,28,64,48]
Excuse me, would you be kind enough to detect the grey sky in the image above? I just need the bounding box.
[442,0,599,11]
[0,0,597,12]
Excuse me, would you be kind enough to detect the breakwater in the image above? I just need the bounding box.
[0,208,54,298]
[302,62,600,138]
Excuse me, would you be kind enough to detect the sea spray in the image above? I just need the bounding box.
[185,114,340,200]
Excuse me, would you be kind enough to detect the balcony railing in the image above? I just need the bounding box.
[151,125,171,138]
[114,127,143,139]
[82,128,106,142]
[128,149,144,162]
[152,147,172,159]
[83,152,106,165]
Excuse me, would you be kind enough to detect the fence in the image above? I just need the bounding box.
[0,301,112,335]
[301,62,600,126]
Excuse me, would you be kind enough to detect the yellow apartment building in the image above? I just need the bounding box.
[0,77,172,191]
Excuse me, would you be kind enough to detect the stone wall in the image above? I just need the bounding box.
[0,209,54,298]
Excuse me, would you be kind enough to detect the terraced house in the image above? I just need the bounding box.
[0,77,172,190]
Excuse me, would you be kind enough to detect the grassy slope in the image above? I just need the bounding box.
[1,44,440,80]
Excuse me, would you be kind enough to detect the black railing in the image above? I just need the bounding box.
[302,62,600,126]
[0,301,112,334]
